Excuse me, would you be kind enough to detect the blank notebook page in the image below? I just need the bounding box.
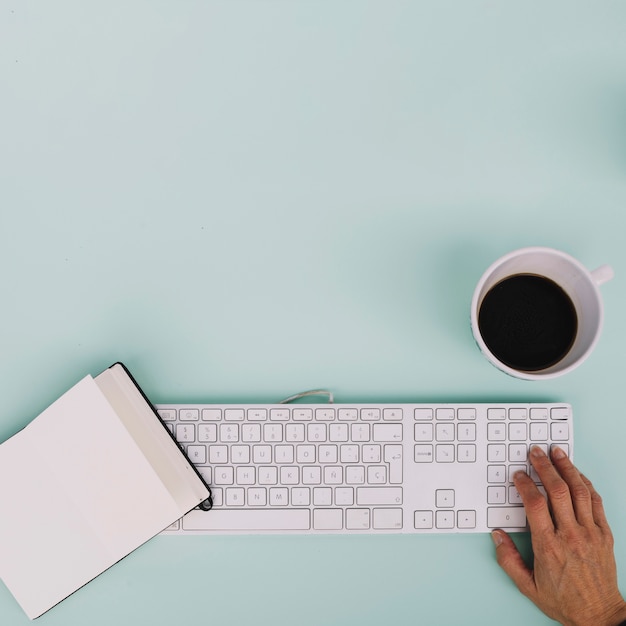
[0,376,181,619]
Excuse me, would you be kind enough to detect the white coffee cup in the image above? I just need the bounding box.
[470,247,614,380]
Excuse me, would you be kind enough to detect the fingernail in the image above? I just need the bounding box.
[552,445,566,460]
[513,470,527,481]
[491,530,503,547]
[530,445,544,457]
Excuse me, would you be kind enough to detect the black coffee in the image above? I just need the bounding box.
[478,273,578,372]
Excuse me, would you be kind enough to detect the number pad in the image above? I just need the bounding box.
[486,406,571,522]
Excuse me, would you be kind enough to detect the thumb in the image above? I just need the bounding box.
[492,530,536,599]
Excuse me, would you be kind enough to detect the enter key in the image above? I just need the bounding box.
[384,444,403,484]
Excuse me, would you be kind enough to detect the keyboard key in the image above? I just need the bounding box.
[338,408,358,421]
[187,445,206,464]
[551,443,569,457]
[362,445,381,463]
[530,408,548,420]
[214,466,234,485]
[373,508,403,529]
[202,409,222,421]
[180,409,199,421]
[351,424,371,442]
[436,444,454,462]
[247,409,267,421]
[329,424,349,442]
[509,408,528,420]
[361,408,381,421]
[183,509,311,531]
[436,408,455,421]
[414,408,433,421]
[530,422,548,441]
[209,445,228,464]
[487,423,506,441]
[293,409,313,421]
[335,487,354,506]
[509,423,527,441]
[198,424,217,442]
[487,465,506,483]
[226,488,245,506]
[457,444,476,462]
[316,408,335,421]
[270,409,290,421]
[509,485,523,504]
[457,510,476,529]
[414,423,433,442]
[458,409,476,420]
[373,424,403,442]
[248,488,267,506]
[383,408,403,421]
[346,508,370,530]
[339,444,359,463]
[414,510,434,529]
[345,466,365,484]
[302,466,321,485]
[487,444,505,462]
[436,489,455,508]
[356,487,402,506]
[241,424,261,442]
[487,507,526,528]
[436,423,455,442]
[308,423,327,442]
[285,423,305,442]
[313,509,343,530]
[457,423,476,441]
[367,466,386,484]
[275,445,294,464]
[269,488,288,506]
[551,407,570,420]
[508,444,527,462]
[220,424,239,442]
[225,409,244,421]
[551,423,569,441]
[297,445,316,463]
[324,466,343,484]
[414,444,434,463]
[236,467,256,485]
[436,510,454,529]
[487,486,506,504]
[384,445,403,484]
[313,487,332,506]
[319,445,338,463]
[176,424,195,442]
[291,487,310,506]
[158,409,176,421]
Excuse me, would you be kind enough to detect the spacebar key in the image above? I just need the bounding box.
[182,509,311,531]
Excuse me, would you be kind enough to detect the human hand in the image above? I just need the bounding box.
[492,445,626,626]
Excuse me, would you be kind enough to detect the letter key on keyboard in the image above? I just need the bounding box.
[157,403,573,534]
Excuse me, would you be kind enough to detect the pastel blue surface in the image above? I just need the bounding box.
[2,2,626,624]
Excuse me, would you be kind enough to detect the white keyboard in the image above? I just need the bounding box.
[157,402,573,535]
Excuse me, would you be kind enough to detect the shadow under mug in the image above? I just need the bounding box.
[470,247,614,380]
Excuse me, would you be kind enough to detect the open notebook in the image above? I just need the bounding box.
[0,363,212,619]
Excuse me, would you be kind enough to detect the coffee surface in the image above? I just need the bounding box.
[478,273,578,371]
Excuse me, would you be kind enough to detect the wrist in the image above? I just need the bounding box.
[605,598,626,626]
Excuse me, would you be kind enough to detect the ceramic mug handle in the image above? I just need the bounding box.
[591,264,614,286]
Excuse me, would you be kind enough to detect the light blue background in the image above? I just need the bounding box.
[2,2,626,624]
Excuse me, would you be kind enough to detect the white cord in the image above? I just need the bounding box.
[278,389,334,404]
